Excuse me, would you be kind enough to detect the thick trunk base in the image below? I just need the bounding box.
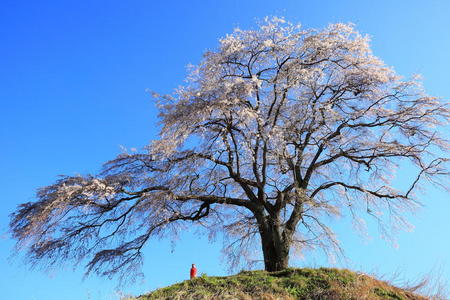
[264,252,289,272]
[260,222,290,272]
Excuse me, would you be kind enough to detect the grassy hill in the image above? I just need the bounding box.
[127,268,429,300]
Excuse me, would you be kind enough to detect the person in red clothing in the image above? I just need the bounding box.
[190,263,197,279]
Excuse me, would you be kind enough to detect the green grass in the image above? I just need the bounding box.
[126,268,426,300]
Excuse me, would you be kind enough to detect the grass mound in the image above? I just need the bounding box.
[128,268,427,300]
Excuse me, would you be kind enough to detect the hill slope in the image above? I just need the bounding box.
[129,268,427,300]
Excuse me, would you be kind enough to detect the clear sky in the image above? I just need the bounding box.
[1,1,449,299]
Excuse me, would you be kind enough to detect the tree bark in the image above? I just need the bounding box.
[259,217,290,272]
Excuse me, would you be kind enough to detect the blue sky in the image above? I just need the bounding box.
[1,1,449,299]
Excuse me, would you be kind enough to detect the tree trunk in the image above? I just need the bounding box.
[259,219,290,272]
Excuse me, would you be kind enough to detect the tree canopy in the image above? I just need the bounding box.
[10,17,448,280]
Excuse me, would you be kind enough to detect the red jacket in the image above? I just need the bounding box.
[190,265,197,279]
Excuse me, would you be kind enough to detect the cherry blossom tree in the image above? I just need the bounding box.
[10,17,448,278]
